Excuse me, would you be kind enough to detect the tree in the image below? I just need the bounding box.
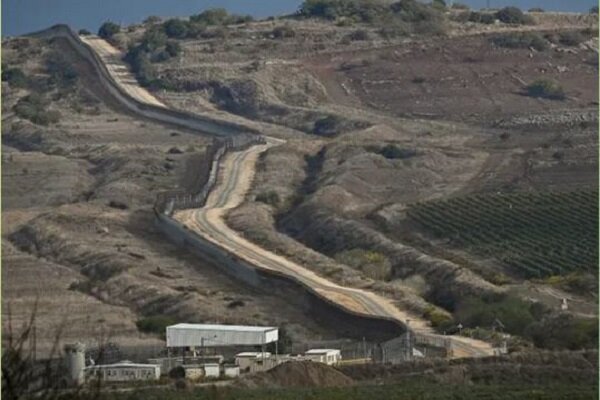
[98,21,120,39]
[163,18,189,38]
[78,28,91,35]
[141,27,168,52]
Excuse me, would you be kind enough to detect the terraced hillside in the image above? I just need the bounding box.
[407,190,598,279]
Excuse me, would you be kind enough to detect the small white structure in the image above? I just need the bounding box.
[304,349,342,365]
[235,352,272,371]
[64,343,86,386]
[84,361,160,382]
[224,365,240,378]
[166,324,278,348]
[203,363,220,378]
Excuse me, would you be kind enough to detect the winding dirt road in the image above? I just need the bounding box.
[83,35,494,358]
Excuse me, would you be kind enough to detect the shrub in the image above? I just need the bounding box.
[313,115,342,136]
[190,8,230,25]
[495,6,534,25]
[78,28,91,35]
[431,0,446,11]
[528,7,544,12]
[163,18,189,39]
[468,11,496,24]
[13,94,60,125]
[45,52,78,87]
[272,25,296,39]
[424,306,453,329]
[558,31,584,46]
[255,190,280,207]
[136,315,176,337]
[346,29,370,41]
[98,21,120,39]
[165,41,182,57]
[454,295,537,336]
[378,144,417,159]
[490,32,547,51]
[379,20,410,38]
[1,67,27,87]
[299,0,389,23]
[144,15,162,24]
[335,249,392,281]
[451,2,469,10]
[590,6,599,14]
[525,79,566,100]
[526,314,598,350]
[140,28,168,52]
[391,0,440,23]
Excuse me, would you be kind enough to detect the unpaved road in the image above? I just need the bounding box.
[83,35,494,358]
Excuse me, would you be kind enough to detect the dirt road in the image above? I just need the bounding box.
[83,35,494,358]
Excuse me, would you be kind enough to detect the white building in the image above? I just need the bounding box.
[84,361,160,382]
[304,349,342,365]
[224,365,240,378]
[166,324,278,348]
[203,363,220,378]
[235,352,272,371]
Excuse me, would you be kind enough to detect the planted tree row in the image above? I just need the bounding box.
[407,190,598,279]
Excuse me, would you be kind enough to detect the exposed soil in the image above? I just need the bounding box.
[237,361,354,388]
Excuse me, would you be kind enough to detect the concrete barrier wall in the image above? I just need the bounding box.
[155,213,263,287]
[27,25,260,138]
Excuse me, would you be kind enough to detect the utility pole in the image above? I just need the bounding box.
[405,319,411,361]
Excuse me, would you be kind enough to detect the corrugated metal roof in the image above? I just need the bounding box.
[305,349,341,354]
[166,324,279,347]
[168,323,276,332]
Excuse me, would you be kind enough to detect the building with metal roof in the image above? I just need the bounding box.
[166,323,279,348]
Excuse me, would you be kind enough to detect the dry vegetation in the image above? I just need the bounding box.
[2,0,598,359]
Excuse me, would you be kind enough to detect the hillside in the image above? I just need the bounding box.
[2,1,598,358]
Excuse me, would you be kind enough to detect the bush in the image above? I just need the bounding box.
[1,67,27,87]
[190,8,230,25]
[140,28,168,52]
[378,144,417,159]
[144,15,162,24]
[495,6,534,25]
[272,25,296,39]
[165,41,182,57]
[424,306,453,329]
[13,94,60,125]
[468,11,496,24]
[299,0,389,23]
[335,249,392,281]
[98,21,120,39]
[136,315,176,336]
[528,7,544,12]
[379,20,410,38]
[454,295,537,336]
[45,52,78,87]
[558,31,584,46]
[163,18,189,39]
[255,190,280,207]
[78,28,91,35]
[313,115,342,136]
[431,0,446,11]
[451,2,469,10]
[590,6,599,14]
[391,0,440,23]
[526,314,598,350]
[525,79,566,100]
[346,29,370,41]
[490,32,547,51]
